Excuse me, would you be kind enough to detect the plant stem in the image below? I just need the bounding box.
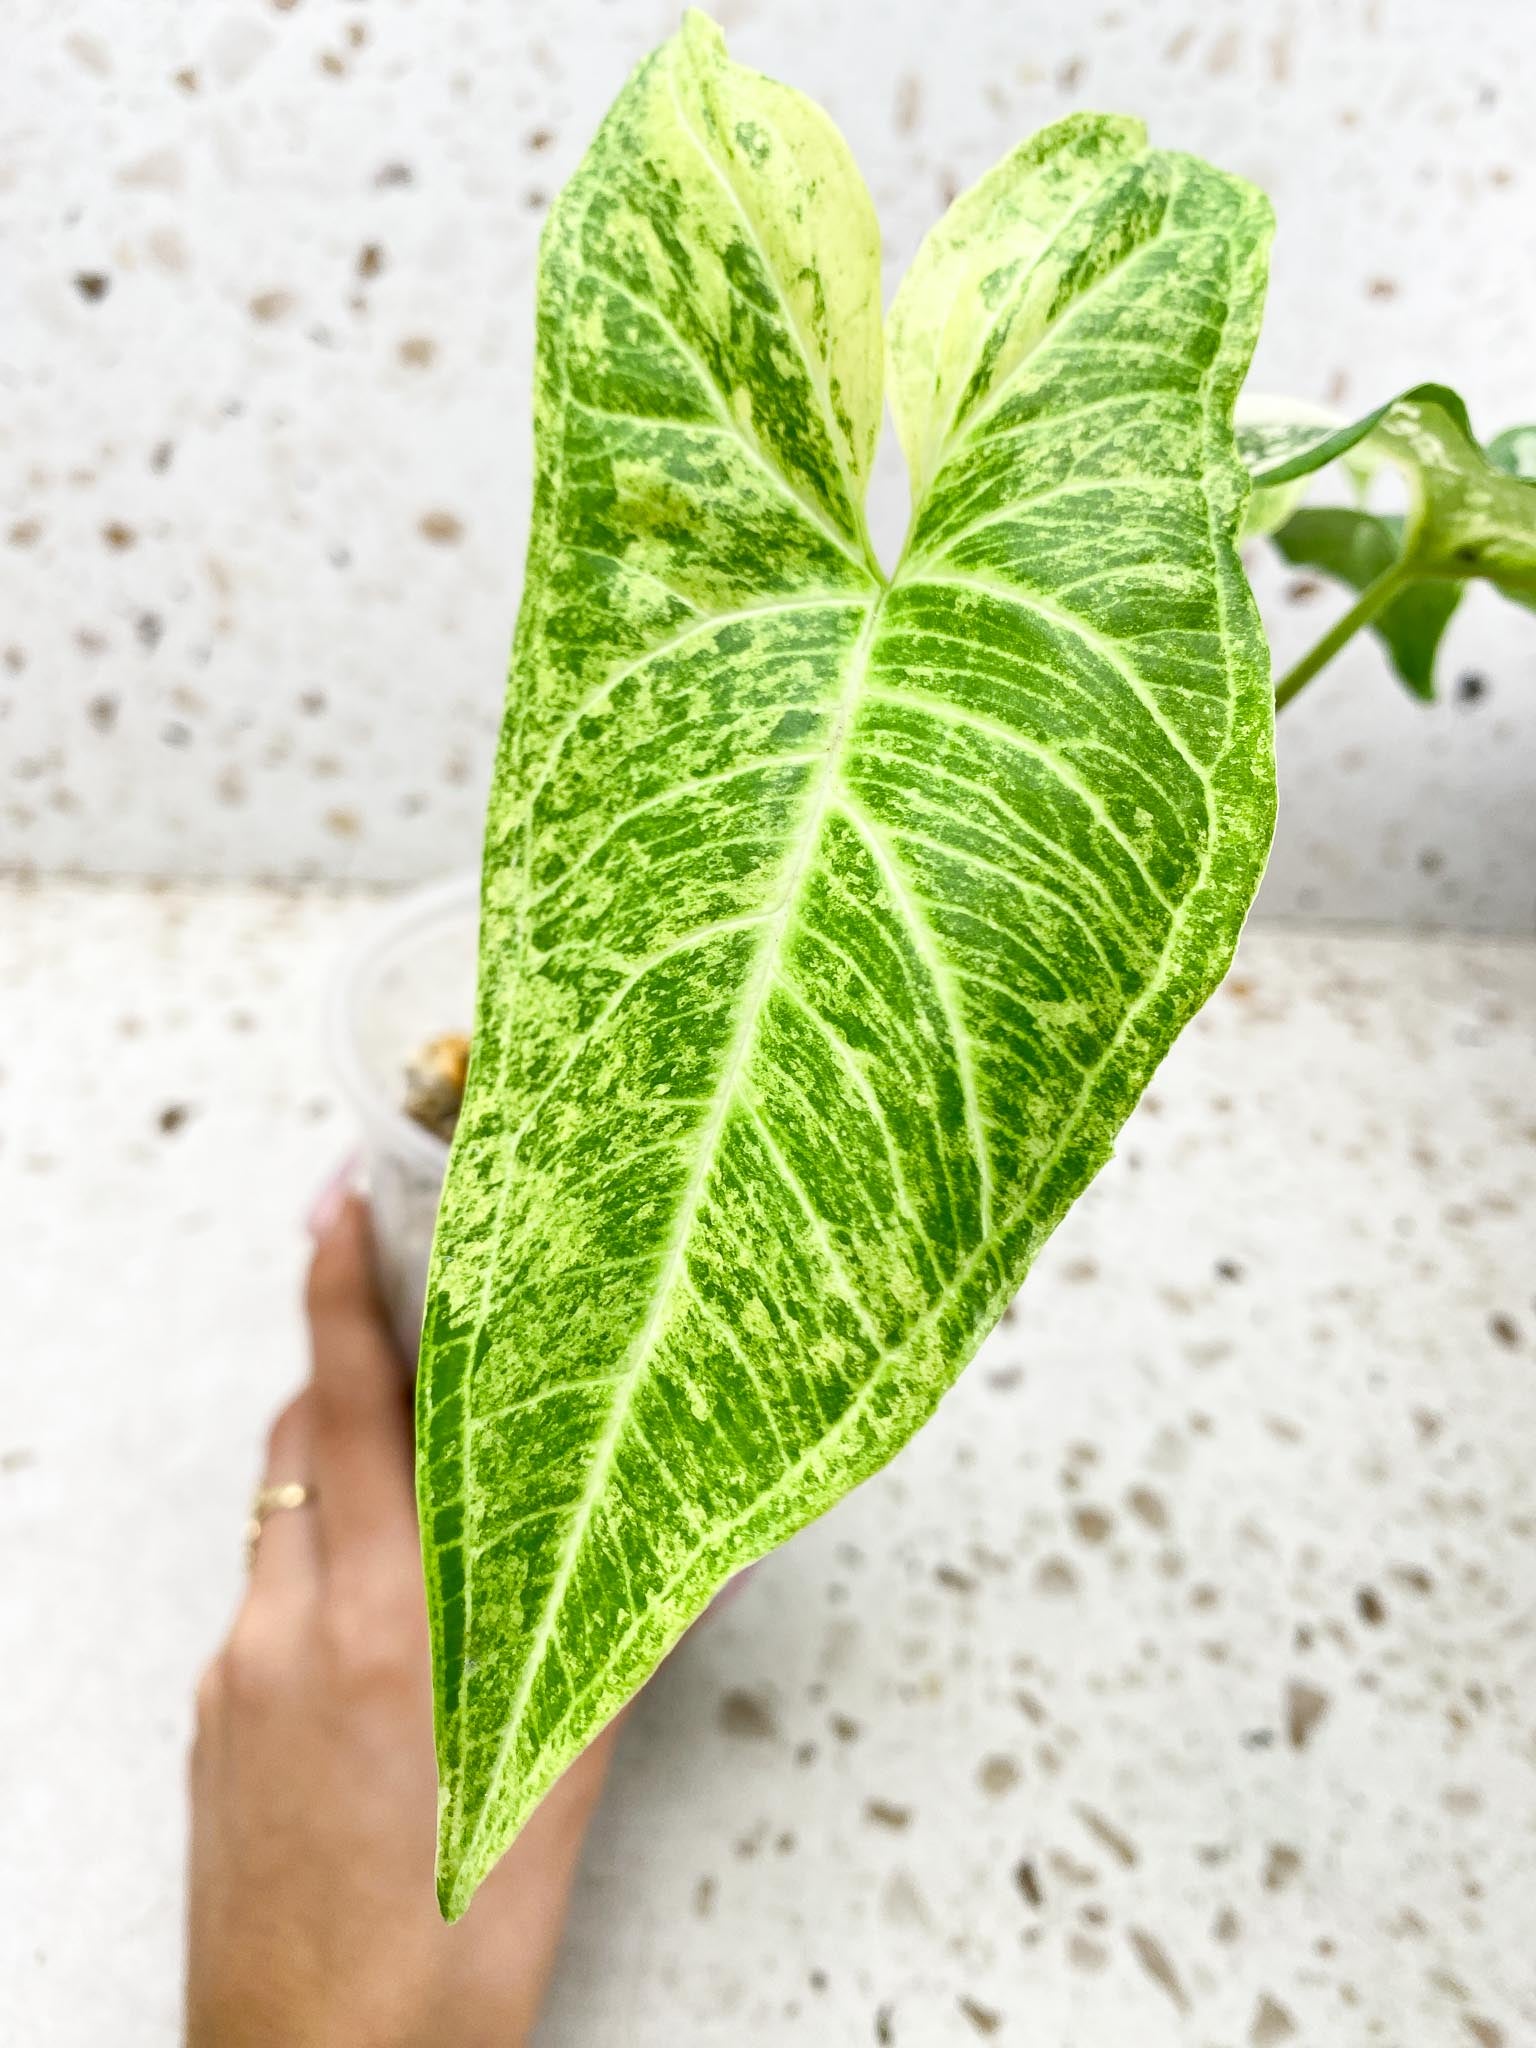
[1272,563,1411,711]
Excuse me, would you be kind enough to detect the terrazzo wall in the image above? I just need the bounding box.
[3,0,1533,928]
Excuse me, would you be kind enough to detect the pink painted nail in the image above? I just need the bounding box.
[306,1156,359,1240]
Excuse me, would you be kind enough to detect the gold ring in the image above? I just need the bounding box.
[243,1481,317,1570]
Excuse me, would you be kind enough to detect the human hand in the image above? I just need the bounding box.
[186,1194,618,2048]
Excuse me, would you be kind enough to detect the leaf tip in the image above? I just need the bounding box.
[678,7,726,62]
[434,1828,481,1924]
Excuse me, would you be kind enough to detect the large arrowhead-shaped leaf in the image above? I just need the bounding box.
[418,13,1275,1917]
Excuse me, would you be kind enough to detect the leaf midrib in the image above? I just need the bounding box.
[463,461,1217,1881]
[469,522,1240,1865]
[460,494,1220,1868]
[455,594,883,1874]
[491,684,1232,1826]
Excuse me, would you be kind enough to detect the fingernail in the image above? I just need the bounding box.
[306,1156,358,1240]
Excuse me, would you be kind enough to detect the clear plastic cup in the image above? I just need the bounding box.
[327,872,479,1358]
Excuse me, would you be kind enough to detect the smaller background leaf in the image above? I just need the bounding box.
[1235,394,1344,527]
[1273,507,1462,701]
[1486,425,1536,480]
[1485,425,1536,606]
[1241,381,1474,492]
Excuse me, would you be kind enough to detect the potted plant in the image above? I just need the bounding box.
[328,13,1536,1920]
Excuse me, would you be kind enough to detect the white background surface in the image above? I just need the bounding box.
[2,0,1534,926]
[3,885,1533,2045]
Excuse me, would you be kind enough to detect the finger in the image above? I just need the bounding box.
[305,1194,417,1571]
[244,1391,321,1605]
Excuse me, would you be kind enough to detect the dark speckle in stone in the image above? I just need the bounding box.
[1127,1485,1169,1532]
[1489,1312,1520,1348]
[1127,1928,1189,2013]
[1252,1993,1298,2044]
[1014,1859,1043,1908]
[1075,1804,1138,1867]
[1286,1681,1330,1749]
[1456,671,1488,704]
[1071,1505,1113,1544]
[1463,2020,1505,2047]
[874,2007,895,2045]
[958,1996,1001,2036]
[157,1102,193,1135]
[87,695,118,732]
[75,272,110,302]
[978,1755,1020,1797]
[718,1688,776,1740]
[864,1800,911,1831]
[1261,1843,1302,1892]
[1389,1564,1434,1596]
[1356,1586,1387,1626]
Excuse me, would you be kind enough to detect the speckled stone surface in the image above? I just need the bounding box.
[3,1,1534,926]
[2,878,1532,2045]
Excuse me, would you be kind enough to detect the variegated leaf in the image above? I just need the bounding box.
[418,13,1275,1916]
